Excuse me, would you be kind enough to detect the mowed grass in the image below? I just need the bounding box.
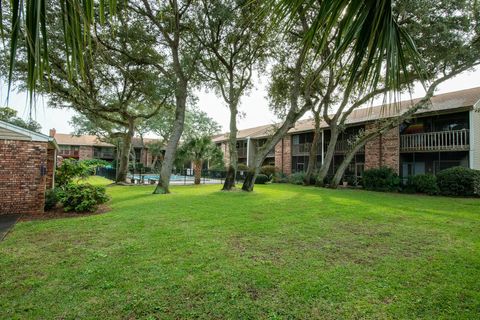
[1,178,480,319]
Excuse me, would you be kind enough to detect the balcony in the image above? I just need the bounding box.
[59,149,79,158]
[94,150,115,159]
[292,141,364,156]
[266,149,275,158]
[237,147,247,158]
[400,129,470,152]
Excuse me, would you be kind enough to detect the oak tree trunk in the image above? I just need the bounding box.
[316,124,339,186]
[116,119,135,183]
[222,103,239,191]
[304,113,321,185]
[154,80,188,194]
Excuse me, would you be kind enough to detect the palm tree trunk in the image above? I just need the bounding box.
[194,160,202,185]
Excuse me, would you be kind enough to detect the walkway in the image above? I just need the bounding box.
[0,214,19,241]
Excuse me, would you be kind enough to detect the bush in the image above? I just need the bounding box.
[55,159,90,187]
[255,174,270,184]
[287,172,316,185]
[44,189,59,211]
[58,183,109,212]
[260,165,276,178]
[363,167,400,192]
[436,166,480,197]
[272,172,289,183]
[237,163,249,171]
[405,174,439,195]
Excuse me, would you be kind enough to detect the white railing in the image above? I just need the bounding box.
[400,129,470,152]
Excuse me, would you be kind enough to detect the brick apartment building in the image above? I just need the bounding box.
[0,120,58,215]
[213,87,480,181]
[50,129,160,168]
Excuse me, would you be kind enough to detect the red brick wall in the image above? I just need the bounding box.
[79,146,93,160]
[0,140,50,215]
[275,136,292,175]
[365,124,400,173]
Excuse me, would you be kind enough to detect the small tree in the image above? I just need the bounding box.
[176,137,224,185]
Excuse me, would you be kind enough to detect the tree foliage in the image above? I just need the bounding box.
[0,106,41,132]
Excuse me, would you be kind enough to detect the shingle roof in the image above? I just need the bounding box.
[54,133,162,148]
[53,133,115,147]
[214,86,480,141]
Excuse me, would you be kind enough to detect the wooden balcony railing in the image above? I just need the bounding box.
[59,150,79,157]
[400,129,470,152]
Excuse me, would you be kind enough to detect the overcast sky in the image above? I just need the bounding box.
[2,67,480,137]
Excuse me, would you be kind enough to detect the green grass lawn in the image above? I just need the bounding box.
[1,178,479,319]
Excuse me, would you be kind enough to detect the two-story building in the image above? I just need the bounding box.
[213,87,480,181]
[50,129,160,168]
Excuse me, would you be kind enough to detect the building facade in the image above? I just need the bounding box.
[50,129,159,168]
[0,120,58,215]
[213,87,480,181]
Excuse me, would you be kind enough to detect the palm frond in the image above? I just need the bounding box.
[3,0,120,101]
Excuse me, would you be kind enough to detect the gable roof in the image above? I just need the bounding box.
[53,133,115,147]
[0,120,59,150]
[214,86,480,141]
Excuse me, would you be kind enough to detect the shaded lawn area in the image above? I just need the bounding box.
[1,178,479,319]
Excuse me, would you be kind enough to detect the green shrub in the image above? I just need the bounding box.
[405,174,439,195]
[288,172,316,185]
[255,174,270,184]
[363,166,400,192]
[260,165,276,178]
[436,167,480,197]
[288,172,304,185]
[55,159,90,187]
[272,172,289,183]
[58,183,109,212]
[237,163,249,171]
[44,189,59,211]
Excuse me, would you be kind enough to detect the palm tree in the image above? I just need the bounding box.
[176,137,223,185]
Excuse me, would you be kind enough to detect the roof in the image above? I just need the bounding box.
[214,86,480,141]
[0,120,59,150]
[54,133,162,148]
[53,133,115,147]
[212,123,276,142]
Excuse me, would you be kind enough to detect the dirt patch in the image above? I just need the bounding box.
[20,204,111,221]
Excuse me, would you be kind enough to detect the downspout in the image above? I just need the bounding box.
[469,108,474,168]
[321,130,324,165]
[246,137,251,167]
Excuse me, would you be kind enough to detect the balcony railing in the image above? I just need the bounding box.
[292,140,364,155]
[400,129,470,152]
[59,150,79,157]
[266,149,275,158]
[237,147,247,158]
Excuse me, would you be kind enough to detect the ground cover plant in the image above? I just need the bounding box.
[1,178,479,319]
